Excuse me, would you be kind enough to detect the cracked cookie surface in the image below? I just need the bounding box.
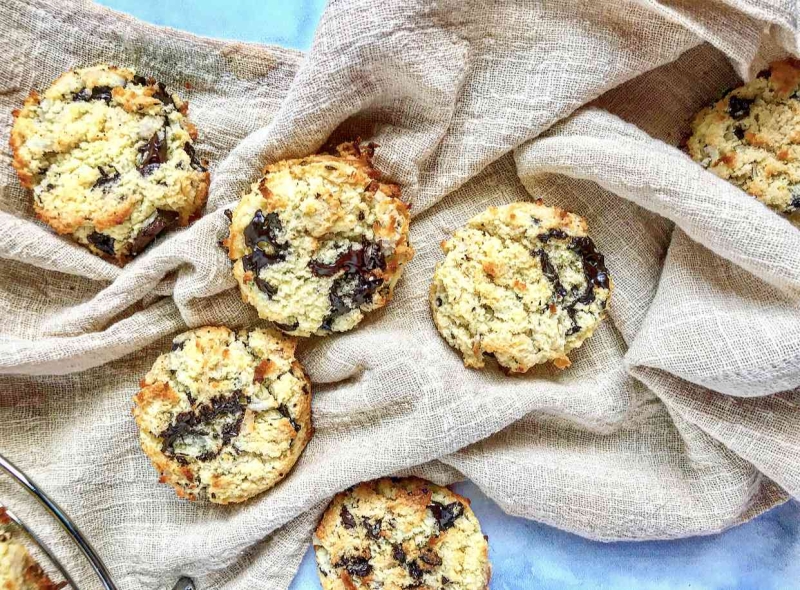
[0,533,62,590]
[314,477,490,590]
[132,326,311,504]
[686,58,800,225]
[225,141,414,337]
[10,64,209,263]
[430,201,611,373]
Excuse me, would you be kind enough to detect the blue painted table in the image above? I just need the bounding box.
[95,2,800,588]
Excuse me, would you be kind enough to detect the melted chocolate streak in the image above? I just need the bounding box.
[309,240,386,331]
[158,392,248,464]
[241,210,288,298]
[534,234,609,336]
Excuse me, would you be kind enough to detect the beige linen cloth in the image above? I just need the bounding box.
[1,0,799,588]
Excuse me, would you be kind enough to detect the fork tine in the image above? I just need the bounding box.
[0,503,77,588]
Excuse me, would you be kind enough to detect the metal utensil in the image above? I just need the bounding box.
[0,452,194,590]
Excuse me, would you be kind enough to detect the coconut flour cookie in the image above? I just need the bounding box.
[686,58,800,225]
[132,326,311,504]
[430,201,611,373]
[225,141,414,337]
[0,533,62,590]
[313,477,490,590]
[10,64,209,263]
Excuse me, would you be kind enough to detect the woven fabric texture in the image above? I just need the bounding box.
[0,1,798,588]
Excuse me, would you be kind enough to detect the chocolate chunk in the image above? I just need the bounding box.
[137,128,168,176]
[183,142,207,172]
[537,228,568,243]
[757,68,771,79]
[93,166,120,190]
[241,247,283,297]
[340,506,356,529]
[419,548,442,567]
[435,297,443,307]
[129,210,180,256]
[132,74,148,86]
[392,544,406,563]
[273,320,300,332]
[570,236,609,293]
[152,82,175,108]
[171,340,185,352]
[311,240,386,329]
[362,518,382,539]
[534,249,566,299]
[428,501,464,531]
[278,404,301,432]
[733,126,746,141]
[158,391,248,462]
[308,240,385,277]
[407,561,423,581]
[342,556,372,578]
[244,210,285,252]
[442,576,450,585]
[74,85,113,103]
[728,95,754,120]
[87,232,115,256]
[223,209,233,222]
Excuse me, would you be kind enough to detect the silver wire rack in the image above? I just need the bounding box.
[0,452,195,590]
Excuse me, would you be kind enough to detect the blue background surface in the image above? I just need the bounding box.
[94,1,800,588]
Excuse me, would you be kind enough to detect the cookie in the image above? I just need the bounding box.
[10,64,210,264]
[225,141,414,337]
[132,326,311,504]
[430,201,611,373]
[0,534,62,590]
[686,57,800,225]
[313,477,490,590]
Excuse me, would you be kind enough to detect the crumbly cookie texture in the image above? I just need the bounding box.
[132,326,311,504]
[0,533,63,590]
[314,477,490,590]
[686,57,800,225]
[225,141,414,337]
[430,201,611,373]
[10,64,210,264]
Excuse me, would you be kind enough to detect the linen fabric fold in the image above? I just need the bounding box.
[0,0,797,588]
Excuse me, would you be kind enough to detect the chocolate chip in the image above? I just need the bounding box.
[407,561,423,581]
[273,320,300,332]
[241,247,282,297]
[152,82,175,108]
[570,236,609,294]
[442,576,450,585]
[74,85,113,103]
[537,228,568,243]
[137,128,168,176]
[428,501,464,531]
[129,210,180,256]
[362,518,382,539]
[158,391,248,462]
[342,556,372,578]
[87,232,116,256]
[340,506,356,529]
[534,249,566,299]
[183,143,207,172]
[419,548,442,567]
[244,210,285,252]
[132,74,148,86]
[728,95,754,120]
[223,209,233,222]
[171,340,185,352]
[93,166,120,190]
[757,69,771,79]
[733,126,746,141]
[308,241,385,277]
[278,404,301,432]
[392,544,406,563]
[435,297,443,307]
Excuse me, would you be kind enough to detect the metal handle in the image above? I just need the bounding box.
[0,453,118,590]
